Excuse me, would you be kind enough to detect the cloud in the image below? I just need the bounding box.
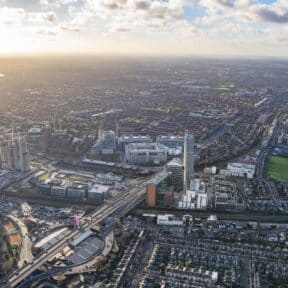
[36,28,58,36]
[132,0,150,10]
[214,0,235,8]
[254,7,288,23]
[100,0,127,10]
[59,0,79,4]
[0,7,25,25]
[87,0,183,20]
[110,24,131,32]
[43,11,57,22]
[61,24,80,32]
[1,0,288,56]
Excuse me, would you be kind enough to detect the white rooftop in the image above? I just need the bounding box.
[88,184,110,194]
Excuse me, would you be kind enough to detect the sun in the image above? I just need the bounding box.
[0,27,58,55]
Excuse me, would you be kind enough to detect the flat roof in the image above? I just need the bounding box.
[149,172,170,185]
[157,135,184,140]
[68,237,103,265]
[88,184,110,194]
[34,227,68,249]
[167,158,183,167]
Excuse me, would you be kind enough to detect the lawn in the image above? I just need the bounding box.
[265,155,288,182]
[38,171,50,181]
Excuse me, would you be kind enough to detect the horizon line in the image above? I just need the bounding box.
[0,52,288,61]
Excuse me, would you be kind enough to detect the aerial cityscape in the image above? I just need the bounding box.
[1,0,288,288]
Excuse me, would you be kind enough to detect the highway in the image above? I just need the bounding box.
[0,180,148,288]
[17,231,114,288]
[255,149,268,179]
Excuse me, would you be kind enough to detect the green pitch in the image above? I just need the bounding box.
[265,155,288,182]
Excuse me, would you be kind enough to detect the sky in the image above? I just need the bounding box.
[0,0,288,57]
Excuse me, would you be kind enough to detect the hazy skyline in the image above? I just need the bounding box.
[0,0,288,57]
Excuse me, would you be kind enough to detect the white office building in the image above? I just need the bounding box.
[220,162,255,179]
[178,179,208,210]
[125,142,168,165]
[119,135,151,150]
[156,135,184,148]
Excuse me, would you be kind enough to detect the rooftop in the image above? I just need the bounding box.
[128,142,167,151]
[149,172,170,185]
[166,158,183,167]
[88,184,110,194]
[28,127,44,134]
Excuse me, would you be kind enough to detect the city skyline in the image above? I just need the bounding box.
[0,0,288,57]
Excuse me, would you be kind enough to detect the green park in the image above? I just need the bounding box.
[265,155,288,182]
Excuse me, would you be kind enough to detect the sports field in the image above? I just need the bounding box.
[265,155,288,182]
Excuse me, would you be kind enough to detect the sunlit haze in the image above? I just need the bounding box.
[1,0,288,57]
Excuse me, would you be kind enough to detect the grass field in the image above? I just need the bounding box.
[265,155,288,182]
[38,171,50,181]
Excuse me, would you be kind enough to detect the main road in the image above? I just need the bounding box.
[7,214,34,268]
[0,179,148,288]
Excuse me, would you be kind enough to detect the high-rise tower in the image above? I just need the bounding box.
[183,130,194,190]
[15,135,30,172]
[0,134,30,172]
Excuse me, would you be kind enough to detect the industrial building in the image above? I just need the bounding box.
[166,158,184,192]
[183,131,194,190]
[146,172,171,207]
[125,142,168,165]
[90,130,116,155]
